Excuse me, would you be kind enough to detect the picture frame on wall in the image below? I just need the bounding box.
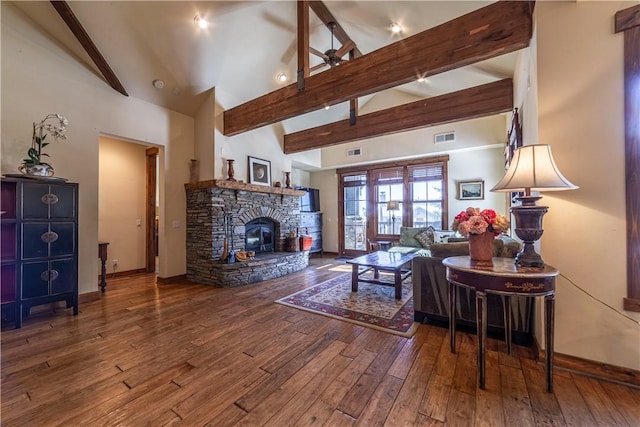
[248,156,271,186]
[458,180,484,200]
[505,107,523,170]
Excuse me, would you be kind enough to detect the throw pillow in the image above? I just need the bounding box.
[414,228,434,247]
[433,230,454,243]
[398,226,431,247]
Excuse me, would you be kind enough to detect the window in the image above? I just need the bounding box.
[373,168,404,235]
[338,156,448,255]
[408,164,444,229]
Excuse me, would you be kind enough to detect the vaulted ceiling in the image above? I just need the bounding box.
[10,1,527,146]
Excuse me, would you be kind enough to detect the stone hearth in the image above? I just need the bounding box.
[185,180,308,286]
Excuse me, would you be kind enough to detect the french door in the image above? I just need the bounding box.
[339,174,367,256]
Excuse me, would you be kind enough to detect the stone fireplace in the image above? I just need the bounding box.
[185,180,308,287]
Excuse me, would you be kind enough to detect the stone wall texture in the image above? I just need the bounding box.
[185,186,307,286]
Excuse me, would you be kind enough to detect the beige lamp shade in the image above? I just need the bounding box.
[491,144,578,193]
[386,201,400,211]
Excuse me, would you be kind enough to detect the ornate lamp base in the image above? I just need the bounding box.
[511,196,548,268]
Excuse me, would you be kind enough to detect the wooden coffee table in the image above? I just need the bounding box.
[346,251,417,299]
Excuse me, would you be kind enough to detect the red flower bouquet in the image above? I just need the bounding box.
[451,207,509,237]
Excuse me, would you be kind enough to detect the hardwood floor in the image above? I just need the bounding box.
[2,256,639,426]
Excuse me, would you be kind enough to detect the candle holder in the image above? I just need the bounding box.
[226,159,236,181]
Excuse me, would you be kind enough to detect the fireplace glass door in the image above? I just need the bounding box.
[245,218,275,253]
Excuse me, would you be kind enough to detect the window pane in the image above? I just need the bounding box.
[427,202,443,229]
[413,181,427,201]
[413,202,427,228]
[377,183,403,235]
[428,181,442,200]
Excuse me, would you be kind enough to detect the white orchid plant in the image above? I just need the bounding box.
[23,113,69,166]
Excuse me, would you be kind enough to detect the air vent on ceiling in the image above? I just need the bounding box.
[434,131,455,144]
[346,148,362,157]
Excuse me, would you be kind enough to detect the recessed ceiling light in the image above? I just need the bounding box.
[276,72,287,83]
[194,15,209,29]
[152,79,165,89]
[390,22,402,34]
[324,105,331,110]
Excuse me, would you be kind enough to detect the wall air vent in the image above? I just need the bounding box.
[346,148,362,157]
[434,131,455,144]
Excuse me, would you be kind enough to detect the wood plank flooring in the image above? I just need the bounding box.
[2,256,639,426]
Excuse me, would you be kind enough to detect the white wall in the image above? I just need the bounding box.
[319,115,507,169]
[98,137,147,274]
[194,89,216,181]
[535,1,640,370]
[311,170,339,253]
[214,88,295,185]
[448,145,508,220]
[1,2,193,293]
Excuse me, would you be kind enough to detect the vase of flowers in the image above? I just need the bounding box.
[19,113,68,177]
[452,207,510,263]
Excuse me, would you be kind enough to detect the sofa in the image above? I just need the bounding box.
[391,226,534,345]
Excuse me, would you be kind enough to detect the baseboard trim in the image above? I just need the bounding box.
[79,291,101,304]
[156,274,187,285]
[537,347,640,389]
[110,268,147,278]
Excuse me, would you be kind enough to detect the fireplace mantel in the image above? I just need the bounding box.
[185,179,306,196]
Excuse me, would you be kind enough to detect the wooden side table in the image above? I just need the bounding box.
[443,256,559,392]
[98,241,109,292]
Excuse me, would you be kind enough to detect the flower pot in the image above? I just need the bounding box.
[468,231,494,264]
[19,163,54,177]
[299,235,313,251]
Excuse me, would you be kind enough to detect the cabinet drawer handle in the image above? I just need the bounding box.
[41,194,59,205]
[40,269,59,281]
[41,231,59,243]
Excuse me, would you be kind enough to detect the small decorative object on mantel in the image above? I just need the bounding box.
[452,207,510,264]
[19,113,68,177]
[226,159,236,181]
[284,171,291,189]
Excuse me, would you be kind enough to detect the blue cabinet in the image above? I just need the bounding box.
[0,178,78,328]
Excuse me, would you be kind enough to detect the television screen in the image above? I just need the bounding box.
[298,187,320,212]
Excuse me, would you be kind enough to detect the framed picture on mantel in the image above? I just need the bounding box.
[248,156,271,186]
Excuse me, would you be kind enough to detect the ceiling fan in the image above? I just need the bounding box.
[310,22,356,71]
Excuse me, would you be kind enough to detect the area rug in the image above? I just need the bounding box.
[276,273,418,337]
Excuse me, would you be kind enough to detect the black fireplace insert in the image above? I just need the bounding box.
[245,218,275,253]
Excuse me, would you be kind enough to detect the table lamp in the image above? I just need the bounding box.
[387,201,400,234]
[491,144,578,268]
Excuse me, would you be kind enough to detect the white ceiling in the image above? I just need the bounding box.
[11,1,518,132]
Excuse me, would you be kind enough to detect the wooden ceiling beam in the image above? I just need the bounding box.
[309,1,362,58]
[283,79,513,154]
[50,1,128,96]
[223,1,533,136]
[297,1,310,91]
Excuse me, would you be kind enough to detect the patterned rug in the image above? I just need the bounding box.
[276,273,418,337]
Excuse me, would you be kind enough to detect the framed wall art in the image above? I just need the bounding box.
[458,180,484,200]
[505,107,523,170]
[248,156,271,186]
